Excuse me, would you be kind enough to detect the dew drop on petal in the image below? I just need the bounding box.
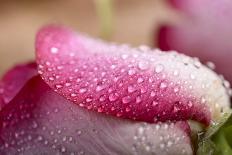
[155,64,164,73]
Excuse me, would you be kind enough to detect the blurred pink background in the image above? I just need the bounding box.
[0,0,178,75]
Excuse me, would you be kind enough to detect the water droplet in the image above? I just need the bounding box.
[61,146,66,153]
[155,64,164,73]
[152,101,158,106]
[65,83,71,87]
[79,88,87,93]
[71,93,77,97]
[174,87,179,93]
[173,70,179,76]
[109,93,119,101]
[128,85,136,93]
[137,77,144,83]
[126,107,131,112]
[86,98,93,102]
[190,74,196,80]
[136,96,142,103]
[150,91,156,97]
[140,88,147,94]
[55,84,63,89]
[57,66,64,70]
[96,85,105,92]
[138,61,149,70]
[188,101,193,108]
[49,77,55,81]
[37,135,43,141]
[128,69,136,75]
[206,61,215,70]
[201,97,206,104]
[160,82,167,89]
[121,54,128,59]
[99,95,106,102]
[77,130,82,135]
[122,96,131,104]
[50,47,58,54]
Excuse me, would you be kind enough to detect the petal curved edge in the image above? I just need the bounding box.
[158,0,232,85]
[36,25,230,125]
[0,62,37,108]
[0,76,193,155]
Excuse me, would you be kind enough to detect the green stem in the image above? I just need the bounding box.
[94,0,114,40]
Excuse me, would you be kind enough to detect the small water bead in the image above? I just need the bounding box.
[45,61,51,66]
[71,93,77,97]
[99,95,106,102]
[125,107,131,112]
[37,136,43,141]
[140,88,147,94]
[152,101,158,106]
[167,141,173,147]
[79,88,87,93]
[173,87,179,93]
[150,91,156,97]
[49,77,55,81]
[96,85,105,92]
[77,130,82,136]
[122,96,132,104]
[128,69,136,75]
[190,74,196,80]
[173,70,179,76]
[160,82,168,89]
[187,101,193,108]
[136,96,142,103]
[155,64,164,73]
[109,93,119,101]
[38,70,43,74]
[111,64,117,69]
[121,54,129,59]
[86,98,93,102]
[128,85,136,93]
[61,146,66,153]
[200,96,206,104]
[65,83,71,87]
[50,47,58,54]
[137,77,144,83]
[57,66,64,70]
[138,61,149,70]
[159,143,165,149]
[206,61,216,70]
[55,84,63,89]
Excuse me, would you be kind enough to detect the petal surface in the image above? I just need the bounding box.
[36,25,230,125]
[158,0,232,85]
[0,76,193,155]
[0,62,37,108]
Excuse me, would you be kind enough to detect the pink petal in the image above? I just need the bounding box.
[0,62,37,108]
[0,76,193,155]
[36,25,230,125]
[158,0,232,85]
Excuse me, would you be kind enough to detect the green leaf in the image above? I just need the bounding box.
[197,111,232,155]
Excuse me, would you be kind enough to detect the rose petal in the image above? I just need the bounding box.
[0,76,193,155]
[158,0,232,85]
[0,62,37,108]
[35,25,230,125]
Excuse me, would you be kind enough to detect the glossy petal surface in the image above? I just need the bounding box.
[36,25,230,125]
[0,62,37,108]
[0,76,192,155]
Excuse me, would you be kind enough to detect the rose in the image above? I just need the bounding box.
[158,0,232,85]
[0,25,230,155]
